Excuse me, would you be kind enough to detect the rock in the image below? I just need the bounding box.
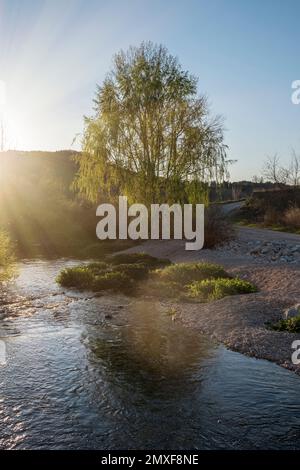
[283,304,300,319]
[250,248,260,255]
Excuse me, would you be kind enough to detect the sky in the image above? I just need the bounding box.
[0,0,300,181]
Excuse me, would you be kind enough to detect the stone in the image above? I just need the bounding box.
[283,304,300,319]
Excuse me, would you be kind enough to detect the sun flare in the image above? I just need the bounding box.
[0,81,26,150]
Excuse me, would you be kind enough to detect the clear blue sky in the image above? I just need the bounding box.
[0,0,300,180]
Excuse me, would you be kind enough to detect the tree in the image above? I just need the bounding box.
[262,152,300,187]
[74,42,229,206]
[288,149,300,187]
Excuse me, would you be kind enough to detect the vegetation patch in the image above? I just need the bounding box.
[0,231,15,282]
[153,262,230,284]
[107,252,170,267]
[56,253,171,292]
[57,255,257,303]
[270,316,300,333]
[186,278,257,302]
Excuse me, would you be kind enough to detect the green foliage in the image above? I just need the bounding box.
[56,253,169,292]
[271,316,300,333]
[84,262,108,272]
[154,262,230,285]
[92,271,130,291]
[57,256,257,303]
[114,263,149,280]
[186,278,257,301]
[0,151,142,258]
[0,231,15,282]
[56,265,131,291]
[56,266,94,288]
[74,42,228,206]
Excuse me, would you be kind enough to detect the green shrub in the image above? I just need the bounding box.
[57,265,131,291]
[92,271,130,291]
[84,262,109,274]
[187,278,257,301]
[78,240,137,259]
[271,316,300,333]
[56,258,257,301]
[0,231,15,282]
[56,266,94,288]
[115,263,149,280]
[154,262,229,285]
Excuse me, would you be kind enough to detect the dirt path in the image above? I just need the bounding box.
[123,227,300,374]
[238,226,300,244]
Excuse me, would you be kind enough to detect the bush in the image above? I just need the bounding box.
[56,267,94,288]
[108,252,170,267]
[204,205,235,248]
[92,271,130,291]
[56,265,131,291]
[283,206,300,228]
[84,262,109,274]
[56,258,258,302]
[154,262,230,285]
[115,263,150,280]
[0,231,15,282]
[271,315,300,333]
[263,208,280,226]
[186,278,257,301]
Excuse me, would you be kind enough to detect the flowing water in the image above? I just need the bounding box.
[0,260,300,450]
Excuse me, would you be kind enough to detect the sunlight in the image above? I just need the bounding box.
[0,80,6,109]
[0,80,27,150]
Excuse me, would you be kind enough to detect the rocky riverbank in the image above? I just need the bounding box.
[122,227,300,374]
[217,239,300,264]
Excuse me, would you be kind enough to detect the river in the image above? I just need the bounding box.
[0,260,300,449]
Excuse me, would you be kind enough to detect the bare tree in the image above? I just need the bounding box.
[262,154,288,185]
[252,175,264,184]
[288,149,300,187]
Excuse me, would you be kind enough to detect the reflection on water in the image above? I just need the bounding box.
[0,260,300,449]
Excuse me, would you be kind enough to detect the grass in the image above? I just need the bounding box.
[56,253,171,292]
[270,316,300,333]
[57,265,131,291]
[153,262,230,284]
[57,255,257,303]
[186,278,257,302]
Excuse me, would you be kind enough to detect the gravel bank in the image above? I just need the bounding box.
[123,227,300,374]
